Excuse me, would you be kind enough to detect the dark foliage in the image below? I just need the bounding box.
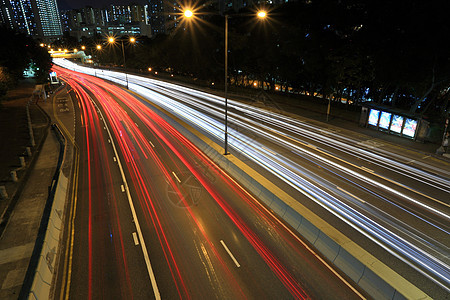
[0,26,52,99]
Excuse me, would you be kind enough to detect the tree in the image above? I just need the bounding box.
[0,25,52,99]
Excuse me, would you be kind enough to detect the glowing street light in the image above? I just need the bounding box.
[184,9,268,155]
[257,11,267,18]
[81,45,86,50]
[108,36,136,88]
[96,45,102,50]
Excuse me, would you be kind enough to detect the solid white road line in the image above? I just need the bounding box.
[220,240,240,268]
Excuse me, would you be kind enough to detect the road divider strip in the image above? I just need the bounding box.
[25,124,69,300]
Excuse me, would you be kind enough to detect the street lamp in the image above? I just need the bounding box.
[108,36,136,89]
[257,11,267,18]
[184,9,267,155]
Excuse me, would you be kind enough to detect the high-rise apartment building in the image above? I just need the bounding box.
[0,0,38,35]
[59,5,152,40]
[0,0,62,40]
[109,5,131,23]
[34,0,62,37]
[108,5,148,25]
[148,0,180,36]
[148,0,165,35]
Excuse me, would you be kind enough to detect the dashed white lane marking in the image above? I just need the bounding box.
[262,146,276,155]
[113,157,117,162]
[149,140,155,148]
[360,166,374,173]
[337,186,366,204]
[220,240,240,268]
[132,232,139,245]
[121,185,125,192]
[172,172,181,183]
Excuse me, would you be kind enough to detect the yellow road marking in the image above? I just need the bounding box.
[52,82,79,300]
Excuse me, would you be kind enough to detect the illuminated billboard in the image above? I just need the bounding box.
[403,118,417,137]
[390,115,404,133]
[368,109,380,126]
[379,111,392,130]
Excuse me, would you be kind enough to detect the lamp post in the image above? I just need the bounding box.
[109,36,135,89]
[184,10,267,155]
[86,45,102,75]
[224,15,229,155]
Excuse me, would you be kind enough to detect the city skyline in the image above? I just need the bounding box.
[58,0,147,10]
[0,0,63,40]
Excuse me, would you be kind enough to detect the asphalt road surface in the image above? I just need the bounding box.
[53,66,367,299]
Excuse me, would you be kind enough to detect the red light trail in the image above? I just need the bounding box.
[53,64,360,299]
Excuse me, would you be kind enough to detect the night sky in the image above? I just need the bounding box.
[58,0,147,10]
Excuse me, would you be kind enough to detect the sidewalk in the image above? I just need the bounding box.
[0,81,59,299]
[0,80,46,221]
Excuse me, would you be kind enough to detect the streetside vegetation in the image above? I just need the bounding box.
[0,26,52,101]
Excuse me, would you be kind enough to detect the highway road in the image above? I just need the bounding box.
[53,65,366,299]
[53,59,450,299]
